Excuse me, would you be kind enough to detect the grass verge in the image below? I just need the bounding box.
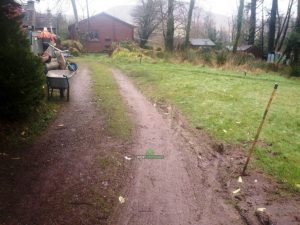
[0,100,62,152]
[77,58,132,140]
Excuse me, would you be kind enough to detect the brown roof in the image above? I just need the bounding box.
[77,12,135,28]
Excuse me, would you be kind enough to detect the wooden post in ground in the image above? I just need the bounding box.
[242,84,279,175]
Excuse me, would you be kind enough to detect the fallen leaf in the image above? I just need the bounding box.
[124,156,132,161]
[238,176,243,183]
[257,208,266,212]
[119,196,125,204]
[232,188,241,194]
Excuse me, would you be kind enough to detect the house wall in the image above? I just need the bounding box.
[76,14,134,52]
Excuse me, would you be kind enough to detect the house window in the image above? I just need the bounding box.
[80,31,99,41]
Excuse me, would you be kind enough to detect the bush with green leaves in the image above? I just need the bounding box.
[0,1,45,120]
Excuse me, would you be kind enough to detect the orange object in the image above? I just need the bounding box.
[38,28,56,42]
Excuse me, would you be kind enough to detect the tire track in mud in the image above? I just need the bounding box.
[111,69,245,225]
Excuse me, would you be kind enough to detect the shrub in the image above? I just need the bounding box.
[216,50,228,65]
[0,2,45,120]
[232,52,255,65]
[69,47,80,56]
[156,51,164,58]
[61,40,83,52]
[112,47,152,63]
[200,48,212,64]
[182,49,197,63]
[290,65,300,77]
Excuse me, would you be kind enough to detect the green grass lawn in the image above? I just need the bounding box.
[93,55,300,189]
[77,54,300,190]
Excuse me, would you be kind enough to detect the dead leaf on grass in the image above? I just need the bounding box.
[232,188,241,194]
[124,156,132,161]
[238,176,243,183]
[256,208,266,212]
[119,196,125,204]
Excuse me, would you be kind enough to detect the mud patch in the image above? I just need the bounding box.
[152,92,300,225]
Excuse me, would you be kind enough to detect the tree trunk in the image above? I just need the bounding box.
[248,0,257,45]
[276,0,294,51]
[293,0,300,63]
[261,1,264,57]
[165,0,174,52]
[233,0,245,53]
[296,0,300,29]
[184,0,195,49]
[268,0,278,53]
[71,0,79,39]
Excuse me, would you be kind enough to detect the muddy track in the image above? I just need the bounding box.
[110,69,245,225]
[111,68,300,225]
[1,65,299,225]
[0,66,130,225]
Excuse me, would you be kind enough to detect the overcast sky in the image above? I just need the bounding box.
[31,0,291,19]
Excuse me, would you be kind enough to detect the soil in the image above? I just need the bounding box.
[0,66,131,225]
[0,66,299,225]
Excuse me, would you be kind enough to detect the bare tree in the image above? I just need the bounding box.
[165,0,175,51]
[184,0,195,48]
[132,0,161,48]
[233,0,245,53]
[275,0,294,51]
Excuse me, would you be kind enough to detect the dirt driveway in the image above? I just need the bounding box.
[0,66,130,224]
[110,69,300,225]
[0,65,299,225]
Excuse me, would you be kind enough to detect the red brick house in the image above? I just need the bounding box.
[68,12,134,52]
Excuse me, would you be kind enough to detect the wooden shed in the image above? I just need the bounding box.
[68,12,134,52]
[189,38,216,48]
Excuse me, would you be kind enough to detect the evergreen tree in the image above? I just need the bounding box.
[0,0,45,120]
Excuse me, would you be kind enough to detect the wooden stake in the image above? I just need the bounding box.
[242,83,279,176]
